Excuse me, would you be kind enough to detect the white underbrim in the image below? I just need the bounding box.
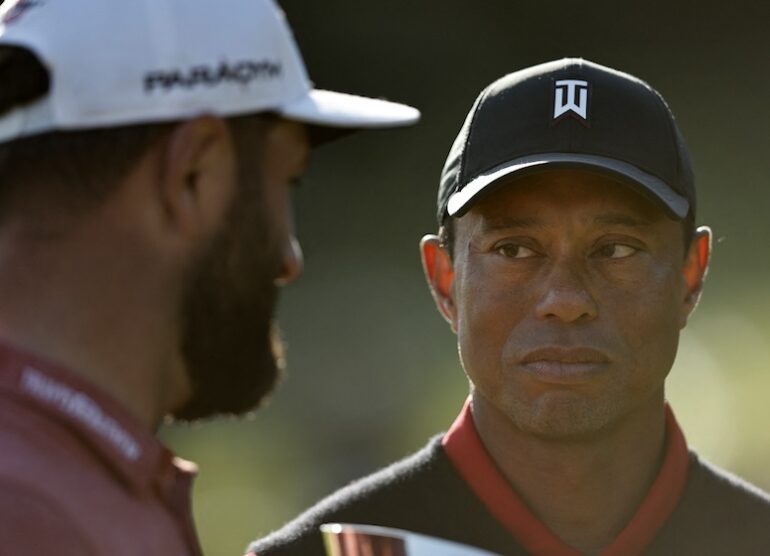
[447,153,690,219]
[0,88,420,145]
[279,89,420,128]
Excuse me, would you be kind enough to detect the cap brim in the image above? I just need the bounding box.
[279,89,420,129]
[446,153,689,219]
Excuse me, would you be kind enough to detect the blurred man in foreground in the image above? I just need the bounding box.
[0,0,418,553]
[250,59,770,555]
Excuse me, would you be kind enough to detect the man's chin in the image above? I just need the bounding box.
[169,365,283,423]
[169,329,286,423]
[507,394,623,441]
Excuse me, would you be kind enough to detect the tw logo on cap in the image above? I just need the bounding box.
[552,79,589,125]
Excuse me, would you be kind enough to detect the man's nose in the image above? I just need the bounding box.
[534,261,598,323]
[275,235,303,286]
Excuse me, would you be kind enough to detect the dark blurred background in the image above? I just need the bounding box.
[39,0,770,553]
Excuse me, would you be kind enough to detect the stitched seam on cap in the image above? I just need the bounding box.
[458,84,495,188]
[648,85,683,188]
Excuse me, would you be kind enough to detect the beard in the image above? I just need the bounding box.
[171,177,285,422]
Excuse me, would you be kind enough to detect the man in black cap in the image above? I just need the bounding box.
[249,59,770,556]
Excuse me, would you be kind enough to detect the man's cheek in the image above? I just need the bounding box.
[458,299,509,373]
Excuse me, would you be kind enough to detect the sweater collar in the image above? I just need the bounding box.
[442,397,689,556]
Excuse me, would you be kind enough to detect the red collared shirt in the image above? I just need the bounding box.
[0,341,203,555]
[443,399,689,556]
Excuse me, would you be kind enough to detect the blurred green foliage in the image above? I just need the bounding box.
[157,1,770,554]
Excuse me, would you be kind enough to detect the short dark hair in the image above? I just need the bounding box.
[0,45,276,223]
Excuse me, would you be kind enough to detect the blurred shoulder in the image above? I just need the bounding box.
[0,478,96,554]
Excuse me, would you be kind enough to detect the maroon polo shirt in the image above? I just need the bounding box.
[443,398,689,556]
[0,341,203,555]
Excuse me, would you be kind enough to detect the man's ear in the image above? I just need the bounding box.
[420,234,458,333]
[160,115,237,245]
[680,225,712,327]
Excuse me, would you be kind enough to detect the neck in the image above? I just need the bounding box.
[472,391,666,554]
[0,215,189,428]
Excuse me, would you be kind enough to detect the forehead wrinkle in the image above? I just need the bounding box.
[592,212,660,228]
[480,216,544,233]
[478,213,655,236]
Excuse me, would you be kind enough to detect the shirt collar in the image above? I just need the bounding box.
[442,397,689,556]
[0,340,198,497]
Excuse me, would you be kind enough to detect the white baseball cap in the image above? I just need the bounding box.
[0,0,421,144]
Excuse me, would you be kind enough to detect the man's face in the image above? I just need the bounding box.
[173,119,308,421]
[438,169,705,439]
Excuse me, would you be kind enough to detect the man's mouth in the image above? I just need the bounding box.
[518,347,610,384]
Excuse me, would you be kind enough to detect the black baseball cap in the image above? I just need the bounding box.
[437,58,695,224]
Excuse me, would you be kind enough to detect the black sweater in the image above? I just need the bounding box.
[248,436,770,555]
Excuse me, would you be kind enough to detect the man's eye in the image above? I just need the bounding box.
[597,243,637,259]
[496,244,536,258]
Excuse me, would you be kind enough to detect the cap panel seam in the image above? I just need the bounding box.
[647,85,683,190]
[458,84,495,192]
